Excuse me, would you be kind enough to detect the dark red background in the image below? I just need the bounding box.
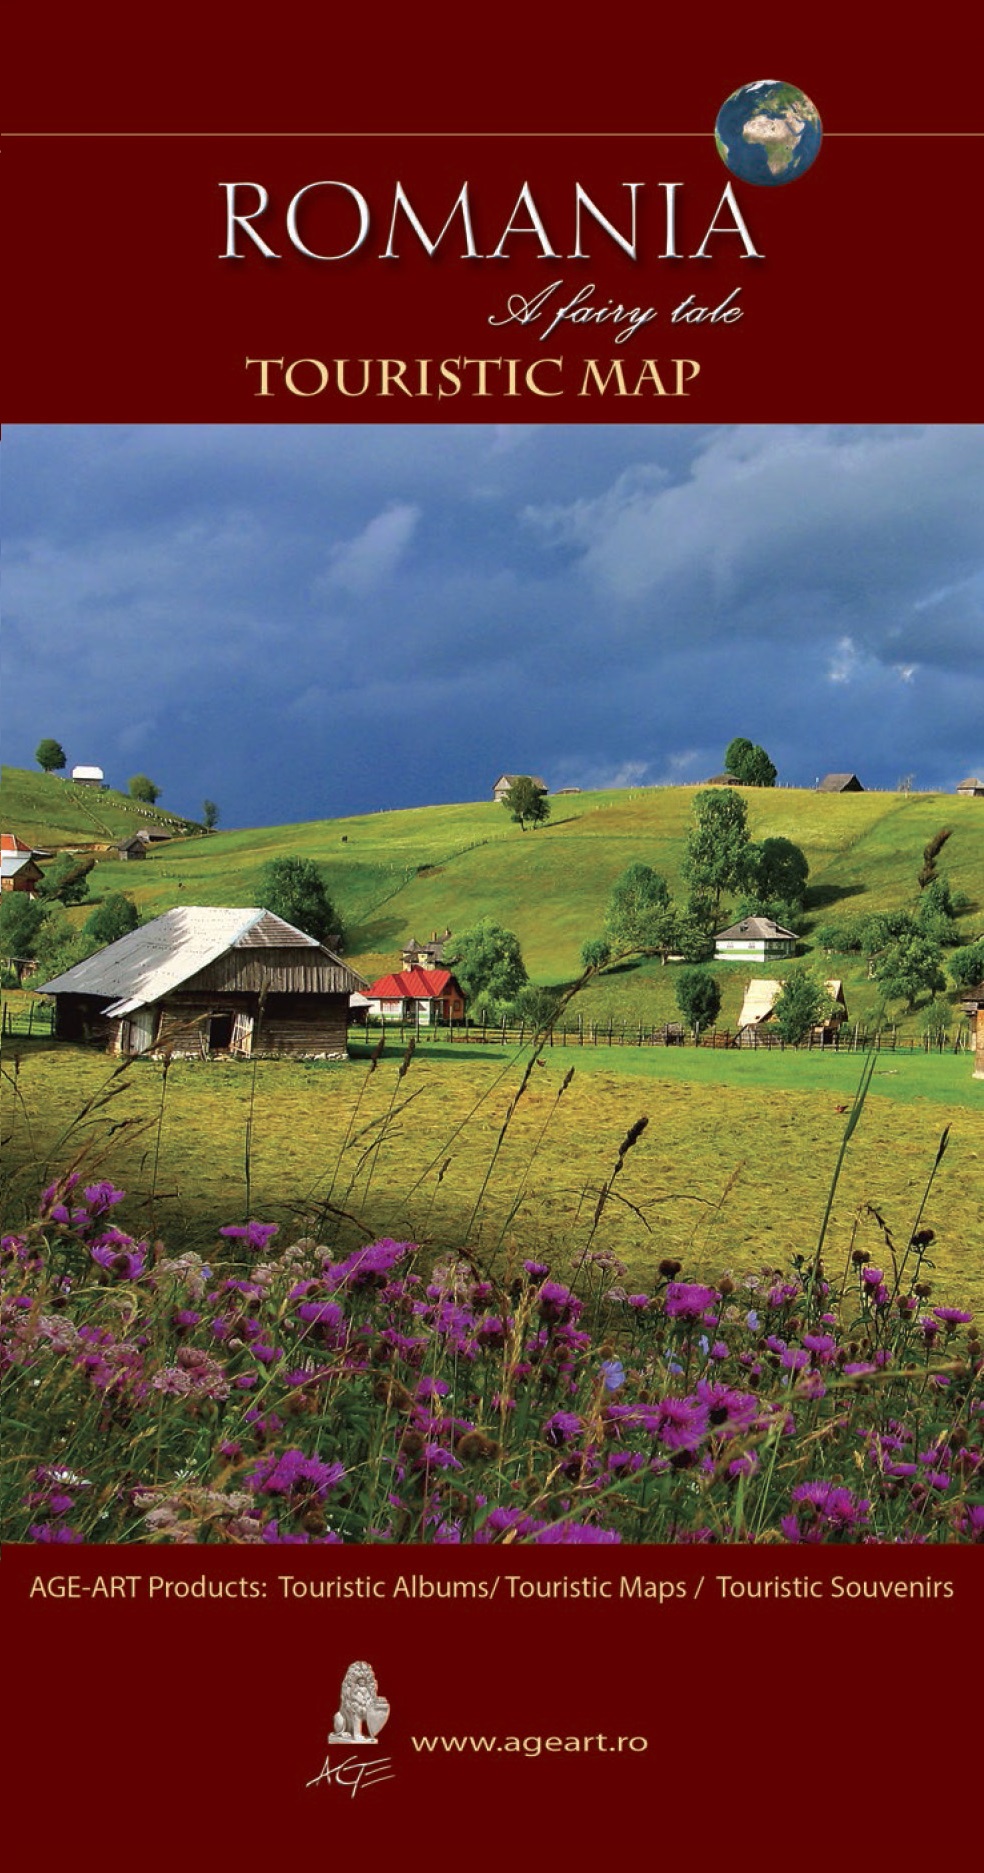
[6,20,984,422]
[4,14,982,1862]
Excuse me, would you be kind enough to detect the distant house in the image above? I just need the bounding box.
[71,765,105,787]
[703,773,741,787]
[816,773,864,793]
[362,967,466,1025]
[402,929,452,970]
[955,778,984,798]
[114,835,147,861]
[136,825,172,844]
[493,774,548,803]
[714,917,799,963]
[1,852,44,896]
[38,906,367,1058]
[2,832,52,861]
[737,977,847,1046]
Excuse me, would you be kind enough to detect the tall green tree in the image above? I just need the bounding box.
[260,857,342,947]
[916,876,960,946]
[684,789,754,921]
[0,894,47,972]
[37,853,95,906]
[500,777,550,830]
[603,863,673,955]
[674,966,721,1035]
[202,800,220,831]
[874,931,946,1012]
[446,919,528,1014]
[949,939,984,991]
[724,737,777,787]
[744,836,810,911]
[83,893,140,948]
[770,968,832,1045]
[35,738,67,773]
[129,775,161,805]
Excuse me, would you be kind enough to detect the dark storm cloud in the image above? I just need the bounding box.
[2,424,981,823]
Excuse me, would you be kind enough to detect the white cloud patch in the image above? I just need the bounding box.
[318,503,420,597]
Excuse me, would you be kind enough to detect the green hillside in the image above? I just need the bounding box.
[4,766,983,1034]
[0,765,201,848]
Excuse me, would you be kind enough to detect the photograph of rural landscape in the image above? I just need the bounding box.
[3,421,982,1546]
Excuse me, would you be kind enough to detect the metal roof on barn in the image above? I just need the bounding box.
[38,906,364,1017]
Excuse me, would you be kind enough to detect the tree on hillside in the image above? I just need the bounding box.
[683,789,754,921]
[36,738,67,774]
[603,863,674,957]
[0,894,47,976]
[949,940,984,991]
[83,893,140,948]
[446,919,528,1015]
[674,966,721,1036]
[129,775,161,805]
[915,876,961,946]
[580,936,612,971]
[724,737,777,787]
[874,931,946,1012]
[37,853,95,906]
[770,969,832,1045]
[744,836,810,912]
[500,776,550,831]
[260,856,342,948]
[34,904,98,980]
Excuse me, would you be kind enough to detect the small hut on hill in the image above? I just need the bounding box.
[737,978,848,1046]
[816,773,865,793]
[38,906,367,1058]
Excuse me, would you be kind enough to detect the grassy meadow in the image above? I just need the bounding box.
[3,1033,980,1313]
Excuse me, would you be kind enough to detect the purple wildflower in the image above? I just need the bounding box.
[219,1221,280,1251]
[664,1282,719,1321]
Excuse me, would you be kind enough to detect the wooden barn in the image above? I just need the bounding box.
[816,773,865,793]
[38,906,367,1059]
[955,778,984,798]
[492,773,547,803]
[1,852,44,895]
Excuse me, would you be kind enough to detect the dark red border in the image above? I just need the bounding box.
[4,16,982,1859]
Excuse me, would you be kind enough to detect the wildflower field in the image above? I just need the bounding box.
[2,1036,981,1545]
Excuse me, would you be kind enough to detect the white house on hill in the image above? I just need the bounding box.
[714,916,798,963]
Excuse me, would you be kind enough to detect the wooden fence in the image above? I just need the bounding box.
[352,1013,973,1056]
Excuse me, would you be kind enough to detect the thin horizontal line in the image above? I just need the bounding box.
[4,129,982,138]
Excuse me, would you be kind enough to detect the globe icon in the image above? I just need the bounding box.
[715,81,822,186]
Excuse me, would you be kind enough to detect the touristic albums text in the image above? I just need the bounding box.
[29,1571,958,1603]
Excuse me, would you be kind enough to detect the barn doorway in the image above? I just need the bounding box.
[208,1012,235,1052]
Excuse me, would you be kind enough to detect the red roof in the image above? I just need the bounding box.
[366,968,460,1000]
[1,833,32,853]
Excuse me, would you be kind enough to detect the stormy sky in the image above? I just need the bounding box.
[3,423,981,826]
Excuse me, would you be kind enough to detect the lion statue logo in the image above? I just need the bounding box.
[329,1661,391,1745]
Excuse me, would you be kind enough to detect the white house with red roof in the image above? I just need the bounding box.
[360,967,466,1024]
